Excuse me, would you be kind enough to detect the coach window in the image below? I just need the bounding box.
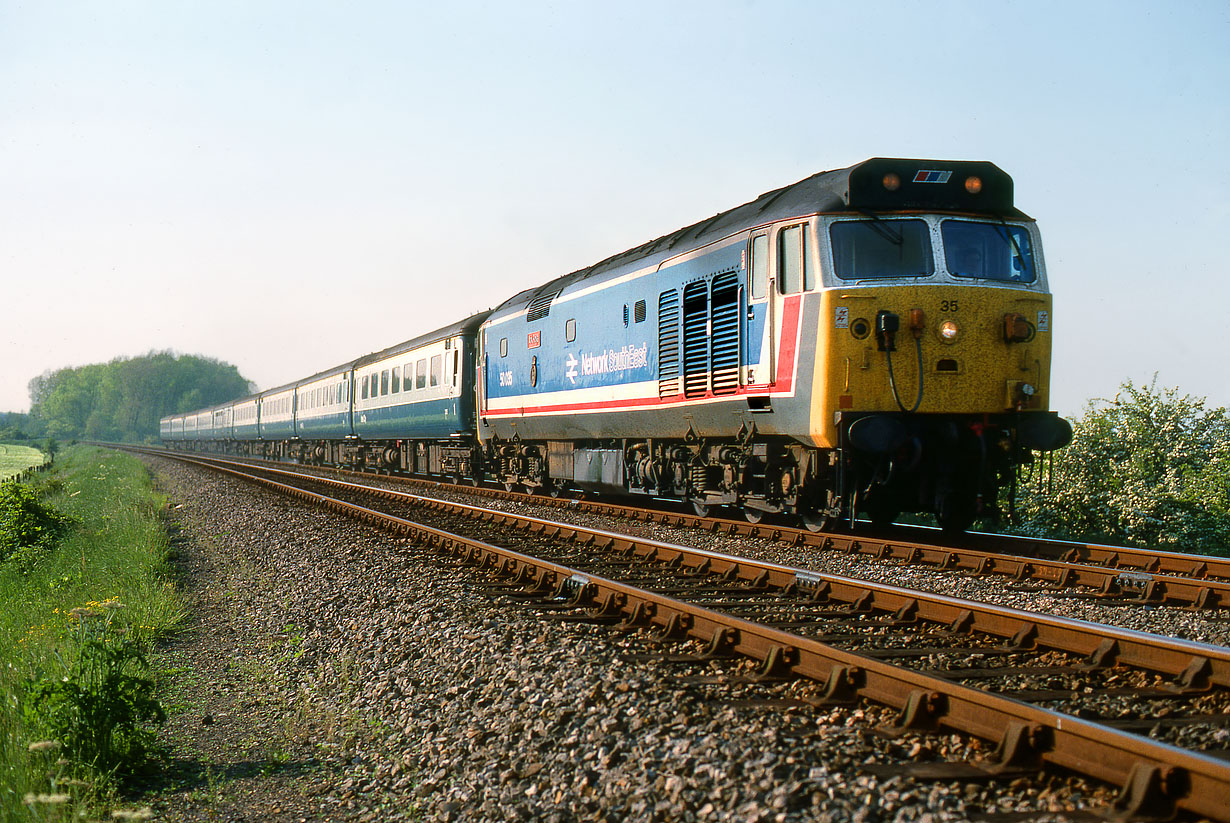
[361,378,369,400]
[391,366,401,393]
[416,358,427,389]
[565,319,576,342]
[750,234,768,299]
[430,355,442,387]
[378,370,387,396]
[777,224,812,293]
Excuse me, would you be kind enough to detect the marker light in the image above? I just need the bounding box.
[882,173,901,191]
[1003,312,1034,343]
[964,176,983,194]
[939,320,959,343]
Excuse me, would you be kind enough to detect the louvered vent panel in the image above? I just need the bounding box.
[682,281,710,398]
[526,289,561,322]
[710,272,740,395]
[657,290,679,398]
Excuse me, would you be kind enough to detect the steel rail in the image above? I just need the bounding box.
[137,444,1230,609]
[129,447,1230,689]
[956,528,1230,583]
[155,448,1230,820]
[211,454,1230,689]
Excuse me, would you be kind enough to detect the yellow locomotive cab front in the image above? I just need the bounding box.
[790,189,1072,531]
[813,284,1054,447]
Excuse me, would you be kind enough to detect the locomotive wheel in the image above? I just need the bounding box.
[866,499,900,528]
[800,510,836,533]
[742,507,763,524]
[936,496,976,534]
[692,501,711,518]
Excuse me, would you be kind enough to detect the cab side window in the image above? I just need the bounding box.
[750,234,768,299]
[777,224,812,294]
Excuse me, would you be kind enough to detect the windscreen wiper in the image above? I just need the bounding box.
[856,209,904,246]
[994,217,1030,277]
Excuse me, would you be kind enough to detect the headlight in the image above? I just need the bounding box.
[939,320,959,343]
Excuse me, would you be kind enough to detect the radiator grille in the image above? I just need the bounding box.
[710,272,740,395]
[657,289,679,398]
[682,281,710,398]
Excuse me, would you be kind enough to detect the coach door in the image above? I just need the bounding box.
[745,231,774,387]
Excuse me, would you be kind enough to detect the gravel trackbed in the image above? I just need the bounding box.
[143,456,1211,822]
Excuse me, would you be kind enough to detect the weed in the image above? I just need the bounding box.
[24,599,166,780]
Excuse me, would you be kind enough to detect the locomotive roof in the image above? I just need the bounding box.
[493,157,1028,317]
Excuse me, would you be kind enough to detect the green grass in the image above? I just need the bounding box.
[0,445,45,483]
[0,446,186,821]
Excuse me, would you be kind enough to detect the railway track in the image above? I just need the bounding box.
[142,446,1230,611]
[130,447,1230,819]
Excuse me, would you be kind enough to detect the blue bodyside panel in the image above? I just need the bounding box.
[353,398,466,440]
[486,242,752,403]
[233,423,260,441]
[260,420,296,440]
[297,412,352,440]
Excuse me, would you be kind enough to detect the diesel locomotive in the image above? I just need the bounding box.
[162,158,1072,532]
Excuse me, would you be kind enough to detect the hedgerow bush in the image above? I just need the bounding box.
[1013,379,1230,553]
[0,479,73,564]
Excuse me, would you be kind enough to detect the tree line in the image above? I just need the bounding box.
[4,351,252,444]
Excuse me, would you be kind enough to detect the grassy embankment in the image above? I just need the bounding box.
[0,446,185,821]
[0,445,46,483]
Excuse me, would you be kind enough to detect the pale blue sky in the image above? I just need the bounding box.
[3,1,1227,416]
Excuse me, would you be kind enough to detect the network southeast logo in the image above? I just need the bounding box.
[565,343,649,384]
